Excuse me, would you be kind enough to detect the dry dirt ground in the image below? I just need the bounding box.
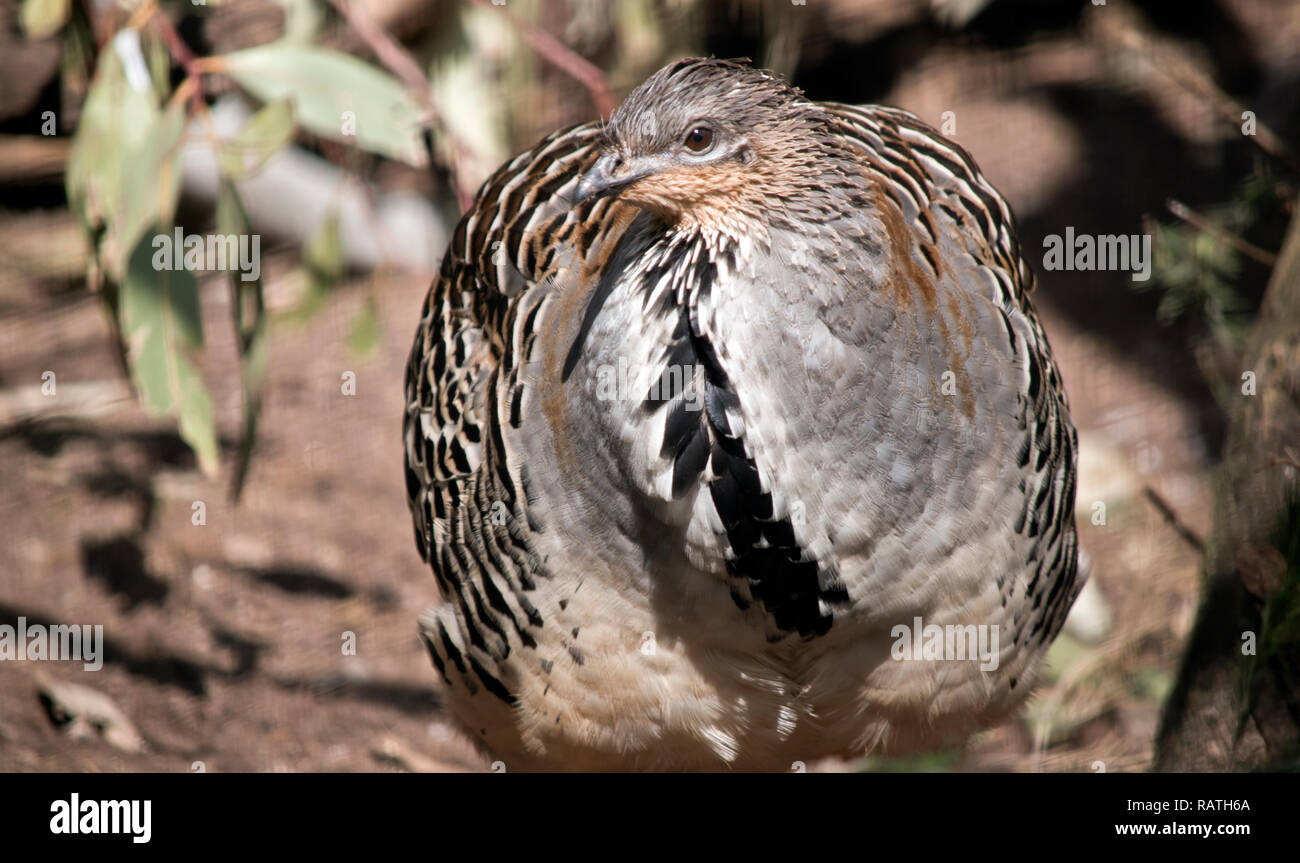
[0,244,1212,774]
[1,256,489,772]
[4,0,1294,772]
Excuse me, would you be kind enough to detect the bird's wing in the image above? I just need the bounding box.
[822,102,1036,305]
[402,122,607,565]
[824,102,1083,644]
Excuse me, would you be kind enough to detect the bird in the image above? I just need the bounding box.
[402,58,1083,771]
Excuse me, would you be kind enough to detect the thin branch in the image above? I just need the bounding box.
[468,0,616,118]
[1269,447,1300,473]
[328,0,428,96]
[1143,485,1206,553]
[1166,198,1279,268]
[0,381,135,427]
[79,0,108,49]
[1101,17,1300,175]
[325,0,477,210]
[0,136,71,183]
[131,1,207,113]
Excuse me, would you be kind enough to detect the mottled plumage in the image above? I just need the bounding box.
[403,58,1082,770]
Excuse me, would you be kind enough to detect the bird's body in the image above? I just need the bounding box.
[403,59,1082,771]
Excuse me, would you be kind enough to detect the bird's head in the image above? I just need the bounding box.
[575,58,855,235]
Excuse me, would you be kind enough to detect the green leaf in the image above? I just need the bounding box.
[20,0,70,39]
[219,98,295,179]
[146,27,171,97]
[176,342,220,479]
[150,96,189,230]
[119,233,219,476]
[427,3,509,186]
[216,43,426,166]
[66,29,184,283]
[278,0,325,44]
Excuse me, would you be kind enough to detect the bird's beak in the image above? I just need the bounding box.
[573,152,653,205]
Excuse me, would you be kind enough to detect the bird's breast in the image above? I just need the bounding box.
[527,213,1031,642]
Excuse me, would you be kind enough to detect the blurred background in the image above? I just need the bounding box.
[1,0,1298,772]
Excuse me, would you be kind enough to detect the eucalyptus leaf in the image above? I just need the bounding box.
[147,96,188,231]
[218,98,295,179]
[66,29,175,283]
[431,3,508,188]
[20,0,70,40]
[217,43,426,166]
[276,0,324,45]
[119,234,219,476]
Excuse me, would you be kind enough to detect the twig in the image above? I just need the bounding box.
[0,381,135,427]
[468,0,616,118]
[1270,448,1300,473]
[1142,485,1206,553]
[79,0,108,49]
[325,0,477,211]
[131,1,207,113]
[1029,618,1169,768]
[1101,16,1300,175]
[0,136,71,183]
[1166,199,1279,268]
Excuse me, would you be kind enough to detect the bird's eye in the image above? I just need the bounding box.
[684,126,714,153]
